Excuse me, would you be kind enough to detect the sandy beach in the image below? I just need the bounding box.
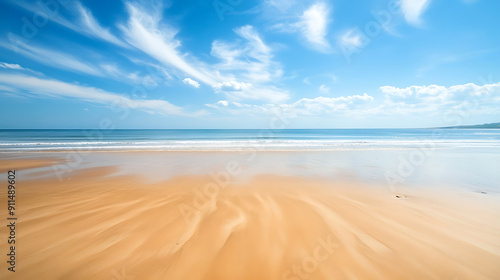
[0,153,499,280]
[1,0,499,277]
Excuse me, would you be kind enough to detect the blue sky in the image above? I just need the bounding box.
[0,0,499,128]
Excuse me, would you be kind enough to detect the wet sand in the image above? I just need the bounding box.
[0,156,499,279]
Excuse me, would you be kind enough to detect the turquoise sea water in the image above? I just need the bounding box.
[0,129,499,152]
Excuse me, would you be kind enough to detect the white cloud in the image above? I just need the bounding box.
[208,93,374,116]
[120,2,217,86]
[211,25,282,84]
[213,81,252,91]
[265,0,295,12]
[11,1,127,47]
[379,82,500,116]
[295,2,331,51]
[217,100,229,106]
[183,78,200,88]
[208,81,500,119]
[212,80,288,103]
[0,40,102,77]
[382,83,498,102]
[100,64,160,87]
[0,61,43,76]
[339,29,364,48]
[0,84,17,93]
[75,2,128,47]
[400,0,432,26]
[210,25,289,102]
[287,93,374,115]
[319,84,330,93]
[0,73,187,116]
[213,82,288,103]
[0,62,23,70]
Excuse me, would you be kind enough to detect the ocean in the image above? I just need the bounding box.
[1,128,500,152]
[1,128,499,193]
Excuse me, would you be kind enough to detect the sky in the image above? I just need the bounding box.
[0,0,499,129]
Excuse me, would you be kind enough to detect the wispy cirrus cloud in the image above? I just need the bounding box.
[295,2,331,52]
[211,25,282,83]
[0,62,23,70]
[9,1,127,47]
[0,73,188,116]
[319,85,330,94]
[338,29,364,49]
[75,2,128,47]
[7,0,290,104]
[120,2,217,86]
[0,61,43,76]
[268,2,332,53]
[0,37,167,87]
[211,25,288,102]
[0,40,103,77]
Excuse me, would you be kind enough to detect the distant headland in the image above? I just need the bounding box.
[439,122,500,129]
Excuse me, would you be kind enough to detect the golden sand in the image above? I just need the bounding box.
[0,158,499,279]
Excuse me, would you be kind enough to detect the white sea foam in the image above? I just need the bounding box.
[1,139,500,152]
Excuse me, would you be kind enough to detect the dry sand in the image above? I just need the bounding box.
[0,157,499,279]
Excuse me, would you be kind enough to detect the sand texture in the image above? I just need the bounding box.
[0,158,499,279]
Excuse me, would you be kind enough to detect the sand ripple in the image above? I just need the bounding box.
[1,166,499,279]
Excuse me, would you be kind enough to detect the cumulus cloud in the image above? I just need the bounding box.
[400,0,432,26]
[208,81,500,119]
[213,81,251,91]
[382,83,499,103]
[288,93,374,115]
[217,100,229,106]
[183,78,200,88]
[0,73,188,116]
[379,82,500,115]
[208,93,374,116]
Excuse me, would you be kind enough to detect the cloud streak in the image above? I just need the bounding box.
[10,1,127,47]
[75,2,128,47]
[0,40,103,77]
[120,2,217,86]
[211,25,288,102]
[0,73,187,116]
